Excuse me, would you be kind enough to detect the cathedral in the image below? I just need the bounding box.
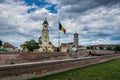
[20,19,80,52]
[38,19,54,52]
[37,19,79,52]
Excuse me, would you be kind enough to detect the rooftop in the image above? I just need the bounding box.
[3,43,15,49]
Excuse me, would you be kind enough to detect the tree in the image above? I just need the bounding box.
[56,47,60,52]
[24,39,39,52]
[106,46,112,50]
[99,46,103,50]
[0,40,2,47]
[86,46,91,49]
[114,46,120,51]
[86,46,93,49]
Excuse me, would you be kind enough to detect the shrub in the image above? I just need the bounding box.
[10,61,15,64]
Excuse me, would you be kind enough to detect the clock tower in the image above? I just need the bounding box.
[42,19,49,45]
[38,19,54,52]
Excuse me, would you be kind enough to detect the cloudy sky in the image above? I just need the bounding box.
[0,0,120,47]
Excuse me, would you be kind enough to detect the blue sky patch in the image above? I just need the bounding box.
[46,4,57,13]
[27,8,36,13]
[25,0,57,13]
[25,0,47,7]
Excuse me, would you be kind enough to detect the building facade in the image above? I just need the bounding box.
[60,33,81,52]
[2,43,16,52]
[38,19,54,52]
[19,44,28,52]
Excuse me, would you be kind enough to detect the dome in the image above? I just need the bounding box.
[43,19,48,25]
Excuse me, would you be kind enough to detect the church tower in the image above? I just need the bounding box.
[42,19,49,45]
[38,18,54,52]
[74,33,79,47]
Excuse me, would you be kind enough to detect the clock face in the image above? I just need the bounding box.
[45,25,47,27]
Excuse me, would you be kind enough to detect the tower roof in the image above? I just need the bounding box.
[74,33,78,35]
[43,18,48,25]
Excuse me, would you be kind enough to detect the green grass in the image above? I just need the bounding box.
[28,59,120,80]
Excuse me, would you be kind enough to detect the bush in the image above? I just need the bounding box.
[0,49,8,53]
[10,61,15,64]
[114,46,120,51]
[56,48,60,52]
[106,47,113,50]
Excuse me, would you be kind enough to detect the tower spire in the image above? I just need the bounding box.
[43,17,48,25]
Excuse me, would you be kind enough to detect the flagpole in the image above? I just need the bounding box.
[59,27,60,47]
[58,22,60,48]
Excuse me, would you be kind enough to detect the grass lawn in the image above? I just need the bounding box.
[28,58,120,80]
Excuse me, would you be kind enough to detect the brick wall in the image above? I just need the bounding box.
[0,50,119,64]
[0,52,67,64]
[0,54,120,80]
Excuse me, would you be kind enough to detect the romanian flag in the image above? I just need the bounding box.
[59,22,66,34]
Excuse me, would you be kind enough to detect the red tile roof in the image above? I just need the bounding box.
[20,44,25,46]
[3,43,15,49]
[77,45,84,48]
[61,43,68,47]
[20,44,25,48]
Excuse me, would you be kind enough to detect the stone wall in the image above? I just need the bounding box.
[0,50,119,65]
[0,52,67,64]
[0,54,120,80]
[0,54,19,64]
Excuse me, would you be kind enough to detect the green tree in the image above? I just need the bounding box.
[106,47,112,50]
[24,39,39,52]
[86,46,90,49]
[114,46,120,51]
[86,46,93,49]
[99,46,103,50]
[56,47,60,52]
[0,40,2,47]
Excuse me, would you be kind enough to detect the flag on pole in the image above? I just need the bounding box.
[59,22,66,34]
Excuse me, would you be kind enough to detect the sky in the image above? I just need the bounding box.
[0,0,120,47]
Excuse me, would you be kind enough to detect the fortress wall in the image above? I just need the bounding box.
[0,50,119,64]
[0,52,67,64]
[0,54,120,80]
[0,54,19,64]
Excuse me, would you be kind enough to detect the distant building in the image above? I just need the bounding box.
[74,33,79,47]
[38,19,54,52]
[77,45,85,50]
[87,44,119,50]
[2,42,16,52]
[60,33,84,52]
[68,43,74,51]
[19,44,28,52]
[60,43,69,52]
